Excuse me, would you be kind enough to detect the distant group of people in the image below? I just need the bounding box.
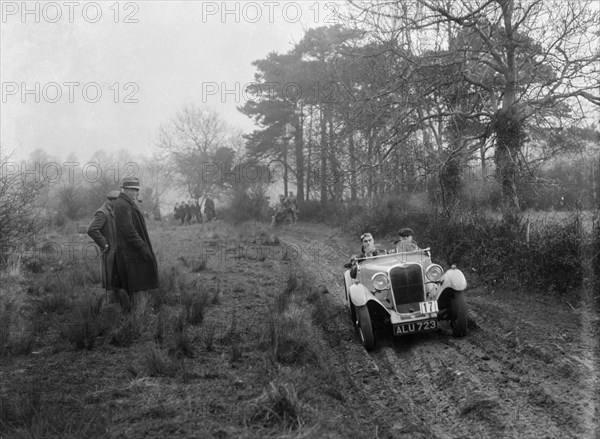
[271,191,298,227]
[87,177,159,310]
[173,194,216,225]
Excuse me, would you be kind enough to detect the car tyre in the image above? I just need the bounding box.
[356,305,375,351]
[450,290,468,337]
[344,278,356,323]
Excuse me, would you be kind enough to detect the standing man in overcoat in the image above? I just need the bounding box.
[87,190,129,308]
[113,177,159,306]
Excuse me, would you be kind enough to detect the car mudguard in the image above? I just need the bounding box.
[349,283,372,307]
[438,268,467,293]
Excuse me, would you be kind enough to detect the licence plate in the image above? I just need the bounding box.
[419,300,439,314]
[394,319,438,335]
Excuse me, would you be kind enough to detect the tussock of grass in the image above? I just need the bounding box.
[110,294,154,347]
[59,293,106,350]
[0,279,34,356]
[201,322,217,351]
[266,305,321,366]
[181,290,207,326]
[2,253,23,278]
[0,389,108,438]
[170,327,195,359]
[247,381,309,430]
[154,308,168,344]
[0,380,42,430]
[145,344,178,377]
[262,271,328,366]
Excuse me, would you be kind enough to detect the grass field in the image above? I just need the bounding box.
[0,220,364,438]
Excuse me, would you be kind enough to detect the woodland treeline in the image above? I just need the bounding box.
[238,0,599,216]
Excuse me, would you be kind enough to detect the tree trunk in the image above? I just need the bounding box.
[480,139,486,175]
[328,115,343,202]
[320,107,328,204]
[495,0,522,217]
[306,105,313,202]
[282,138,288,196]
[349,130,357,202]
[294,110,305,204]
[494,108,523,214]
[367,130,373,198]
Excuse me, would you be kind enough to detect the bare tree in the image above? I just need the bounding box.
[348,0,600,215]
[156,105,237,198]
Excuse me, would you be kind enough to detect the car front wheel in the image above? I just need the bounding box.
[356,305,375,351]
[450,291,468,337]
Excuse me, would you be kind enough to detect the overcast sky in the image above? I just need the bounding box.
[1,1,341,162]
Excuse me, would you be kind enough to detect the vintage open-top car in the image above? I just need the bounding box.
[343,243,468,350]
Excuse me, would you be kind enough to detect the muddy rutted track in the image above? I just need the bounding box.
[280,223,599,438]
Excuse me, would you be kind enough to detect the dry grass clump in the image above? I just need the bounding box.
[247,380,310,430]
[266,304,322,366]
[59,292,112,350]
[110,294,154,347]
[181,289,209,326]
[0,306,34,356]
[200,322,217,351]
[151,265,185,310]
[0,379,107,438]
[58,291,156,350]
[145,344,179,377]
[262,271,327,366]
[168,310,196,359]
[0,272,34,356]
[0,380,42,433]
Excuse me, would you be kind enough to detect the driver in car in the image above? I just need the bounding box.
[347,232,387,277]
[358,232,388,257]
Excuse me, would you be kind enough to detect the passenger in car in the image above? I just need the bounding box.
[395,228,419,252]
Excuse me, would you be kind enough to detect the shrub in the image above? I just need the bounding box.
[0,152,45,259]
[223,186,271,224]
[299,200,356,226]
[344,204,590,296]
[526,216,584,293]
[345,196,434,239]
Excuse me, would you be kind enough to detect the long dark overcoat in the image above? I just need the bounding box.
[87,202,118,289]
[113,192,159,292]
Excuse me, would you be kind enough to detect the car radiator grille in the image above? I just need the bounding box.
[390,265,424,307]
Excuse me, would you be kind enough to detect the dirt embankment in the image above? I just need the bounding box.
[280,223,600,439]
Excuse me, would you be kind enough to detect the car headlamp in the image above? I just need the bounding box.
[371,272,389,290]
[426,264,444,282]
